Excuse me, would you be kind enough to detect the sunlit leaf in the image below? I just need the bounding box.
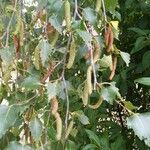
[101,83,120,104]
[29,117,43,141]
[127,113,150,147]
[82,7,97,25]
[7,141,34,150]
[0,105,20,139]
[110,21,119,30]
[134,77,150,86]
[120,51,130,67]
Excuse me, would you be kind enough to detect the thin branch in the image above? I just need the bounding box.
[101,0,107,29]
[73,0,82,20]
[89,44,97,90]
[63,76,70,129]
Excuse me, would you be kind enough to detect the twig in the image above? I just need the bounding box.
[73,0,82,20]
[101,0,107,29]
[63,76,70,129]
[89,44,97,90]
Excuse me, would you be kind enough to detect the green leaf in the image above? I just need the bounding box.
[134,77,150,86]
[127,113,150,147]
[29,117,43,141]
[79,114,90,125]
[21,76,41,90]
[47,81,58,100]
[73,110,90,125]
[7,141,34,150]
[123,101,138,111]
[0,47,14,63]
[105,0,118,13]
[101,83,120,104]
[128,27,147,36]
[49,15,62,34]
[131,37,150,54]
[111,135,126,150]
[66,140,77,150]
[0,105,20,139]
[120,51,130,67]
[82,144,97,150]
[85,129,101,147]
[142,51,150,70]
[39,39,52,66]
[76,30,92,46]
[82,7,97,25]
[99,55,113,69]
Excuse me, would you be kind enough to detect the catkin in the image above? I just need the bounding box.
[66,37,76,69]
[51,97,58,115]
[20,19,24,46]
[93,38,101,63]
[54,112,62,141]
[82,81,89,106]
[87,66,92,95]
[34,45,40,70]
[3,64,13,84]
[88,97,103,109]
[95,0,101,12]
[109,56,117,80]
[64,0,71,32]
[65,120,74,139]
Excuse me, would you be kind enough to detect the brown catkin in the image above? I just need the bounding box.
[66,37,76,69]
[51,97,58,115]
[88,97,103,109]
[64,0,71,32]
[107,25,114,53]
[54,112,62,141]
[109,56,117,80]
[65,120,74,139]
[104,25,111,47]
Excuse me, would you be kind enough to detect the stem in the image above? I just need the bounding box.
[101,0,107,29]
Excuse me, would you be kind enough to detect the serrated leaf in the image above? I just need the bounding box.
[49,15,62,34]
[47,82,58,100]
[21,76,41,90]
[7,141,34,150]
[79,114,90,125]
[101,83,120,104]
[76,30,92,46]
[0,47,14,63]
[39,39,52,66]
[134,77,150,86]
[99,55,113,70]
[85,129,101,147]
[127,113,150,147]
[29,117,43,141]
[120,51,130,67]
[0,105,20,139]
[82,7,97,25]
[73,110,90,125]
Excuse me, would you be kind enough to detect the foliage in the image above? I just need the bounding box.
[0,0,149,149]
